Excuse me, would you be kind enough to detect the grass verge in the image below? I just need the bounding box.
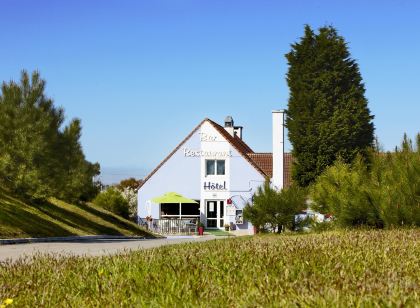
[1,229,419,306]
[0,188,152,238]
[205,229,234,236]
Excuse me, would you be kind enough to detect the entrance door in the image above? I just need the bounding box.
[206,200,224,228]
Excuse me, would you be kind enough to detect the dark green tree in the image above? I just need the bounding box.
[285,25,375,186]
[55,119,100,202]
[0,70,100,201]
[0,71,64,199]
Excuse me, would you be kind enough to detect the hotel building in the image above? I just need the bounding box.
[137,110,291,234]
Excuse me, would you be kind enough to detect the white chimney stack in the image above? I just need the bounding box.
[272,110,285,190]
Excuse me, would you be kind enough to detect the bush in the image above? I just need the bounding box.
[244,181,307,232]
[311,133,420,228]
[310,157,382,227]
[93,187,129,218]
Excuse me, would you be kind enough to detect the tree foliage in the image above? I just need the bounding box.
[0,71,100,201]
[93,187,129,219]
[285,25,375,186]
[117,178,140,220]
[311,133,420,228]
[117,177,142,191]
[243,181,307,232]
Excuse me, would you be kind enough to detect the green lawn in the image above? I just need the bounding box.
[205,229,234,236]
[1,229,419,307]
[0,188,153,238]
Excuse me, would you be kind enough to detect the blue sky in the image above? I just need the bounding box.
[1,0,419,182]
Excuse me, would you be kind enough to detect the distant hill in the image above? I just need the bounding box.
[98,167,149,185]
[0,188,153,239]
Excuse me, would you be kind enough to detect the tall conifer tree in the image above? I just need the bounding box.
[285,25,374,186]
[0,71,99,201]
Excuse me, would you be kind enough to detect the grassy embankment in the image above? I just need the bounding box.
[0,188,151,238]
[1,229,419,306]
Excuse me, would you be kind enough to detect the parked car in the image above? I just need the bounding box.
[295,209,328,231]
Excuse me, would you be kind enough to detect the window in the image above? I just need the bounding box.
[206,160,215,175]
[160,201,200,218]
[217,160,225,175]
[206,160,225,175]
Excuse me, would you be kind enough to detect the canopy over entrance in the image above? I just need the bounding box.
[151,192,198,204]
[151,192,199,220]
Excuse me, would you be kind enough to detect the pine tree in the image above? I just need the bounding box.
[0,71,64,198]
[0,70,100,201]
[56,118,100,202]
[285,25,375,186]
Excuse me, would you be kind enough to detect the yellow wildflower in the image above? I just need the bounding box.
[2,298,13,306]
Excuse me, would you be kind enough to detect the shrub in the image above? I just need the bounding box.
[93,187,129,218]
[310,157,382,227]
[372,135,420,227]
[311,133,420,228]
[244,181,307,232]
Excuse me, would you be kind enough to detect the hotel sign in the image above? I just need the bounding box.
[203,181,227,191]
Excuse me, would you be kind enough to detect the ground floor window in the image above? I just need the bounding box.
[160,201,200,219]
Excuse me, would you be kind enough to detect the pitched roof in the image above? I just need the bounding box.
[138,118,293,189]
[205,119,268,178]
[247,153,293,188]
[247,153,272,177]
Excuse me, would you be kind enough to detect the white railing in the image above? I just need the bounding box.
[138,218,198,235]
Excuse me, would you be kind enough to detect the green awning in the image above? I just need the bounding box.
[151,192,198,204]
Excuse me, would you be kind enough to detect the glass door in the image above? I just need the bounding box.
[206,200,224,228]
[219,201,224,228]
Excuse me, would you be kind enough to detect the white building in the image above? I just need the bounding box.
[137,110,291,235]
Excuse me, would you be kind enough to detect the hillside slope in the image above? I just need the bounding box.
[0,189,153,239]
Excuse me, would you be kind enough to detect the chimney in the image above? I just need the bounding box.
[224,116,235,136]
[272,110,285,190]
[233,126,243,139]
[225,116,244,139]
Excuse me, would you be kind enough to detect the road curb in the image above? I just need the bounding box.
[0,235,163,245]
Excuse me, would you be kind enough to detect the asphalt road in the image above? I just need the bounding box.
[0,236,218,262]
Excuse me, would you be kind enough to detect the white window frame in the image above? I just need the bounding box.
[205,159,225,176]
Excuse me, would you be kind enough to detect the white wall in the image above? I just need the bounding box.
[272,110,285,190]
[138,130,201,219]
[229,148,265,230]
[200,121,231,218]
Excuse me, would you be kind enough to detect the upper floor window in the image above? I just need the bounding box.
[206,159,225,176]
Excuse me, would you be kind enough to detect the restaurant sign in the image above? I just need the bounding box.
[183,148,232,158]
